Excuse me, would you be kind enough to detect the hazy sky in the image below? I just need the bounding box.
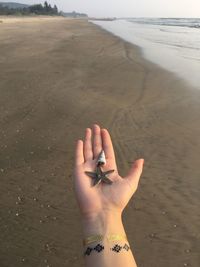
[2,0,200,17]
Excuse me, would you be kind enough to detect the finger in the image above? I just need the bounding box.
[83,128,93,161]
[125,159,144,190]
[92,124,102,159]
[75,140,84,166]
[101,128,116,161]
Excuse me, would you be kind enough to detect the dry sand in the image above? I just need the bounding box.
[0,17,199,267]
[0,16,67,24]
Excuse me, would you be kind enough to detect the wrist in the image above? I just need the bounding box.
[81,210,125,238]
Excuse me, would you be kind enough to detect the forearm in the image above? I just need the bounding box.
[82,211,137,267]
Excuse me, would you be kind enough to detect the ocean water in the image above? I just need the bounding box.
[92,18,200,89]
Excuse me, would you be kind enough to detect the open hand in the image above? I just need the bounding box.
[74,124,144,219]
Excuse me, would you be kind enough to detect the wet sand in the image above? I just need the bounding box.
[0,17,200,267]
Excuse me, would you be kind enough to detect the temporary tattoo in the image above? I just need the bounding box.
[94,244,104,253]
[84,243,104,256]
[112,244,122,252]
[84,243,130,256]
[85,247,93,256]
[123,243,130,251]
[83,234,127,246]
[111,243,130,253]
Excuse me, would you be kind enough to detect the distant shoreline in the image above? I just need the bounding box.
[0,15,71,23]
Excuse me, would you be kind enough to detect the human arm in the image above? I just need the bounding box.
[74,124,144,267]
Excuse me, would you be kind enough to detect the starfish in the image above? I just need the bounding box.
[85,166,114,186]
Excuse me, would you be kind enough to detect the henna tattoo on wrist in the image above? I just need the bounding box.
[84,243,130,256]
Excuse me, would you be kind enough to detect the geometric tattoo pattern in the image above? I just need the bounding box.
[111,243,130,253]
[84,244,104,256]
[84,243,130,256]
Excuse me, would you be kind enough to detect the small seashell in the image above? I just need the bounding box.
[97,150,106,166]
[17,196,23,202]
[149,233,157,239]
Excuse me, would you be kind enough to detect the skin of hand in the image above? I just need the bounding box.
[74,124,144,222]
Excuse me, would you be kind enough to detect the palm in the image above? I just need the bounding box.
[74,125,144,218]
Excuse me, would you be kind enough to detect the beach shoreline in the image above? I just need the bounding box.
[0,15,67,23]
[0,18,199,267]
[92,19,200,89]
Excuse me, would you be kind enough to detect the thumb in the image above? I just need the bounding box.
[125,159,144,190]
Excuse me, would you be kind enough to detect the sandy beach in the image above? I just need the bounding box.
[0,17,199,267]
